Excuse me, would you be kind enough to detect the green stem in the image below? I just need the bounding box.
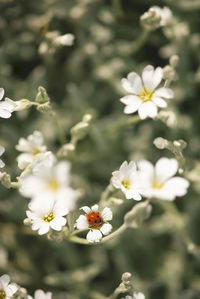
[129,30,150,55]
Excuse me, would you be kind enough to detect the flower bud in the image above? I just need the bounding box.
[37,102,53,115]
[35,86,50,104]
[169,55,180,68]
[0,172,11,188]
[70,114,93,144]
[140,8,161,31]
[124,201,152,228]
[153,137,169,149]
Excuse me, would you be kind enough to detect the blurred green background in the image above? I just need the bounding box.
[1,0,200,298]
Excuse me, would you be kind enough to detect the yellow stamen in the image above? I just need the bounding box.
[48,179,59,191]
[139,89,153,102]
[121,180,130,190]
[152,181,163,189]
[33,148,41,155]
[0,289,6,299]
[43,212,55,222]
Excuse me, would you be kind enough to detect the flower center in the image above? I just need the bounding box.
[139,89,153,102]
[152,181,163,189]
[0,290,6,299]
[121,180,130,189]
[33,148,41,155]
[87,212,103,228]
[43,212,55,222]
[48,179,59,191]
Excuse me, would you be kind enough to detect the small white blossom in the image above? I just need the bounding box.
[111,161,143,201]
[138,157,189,201]
[26,195,69,235]
[0,88,16,119]
[20,155,78,212]
[26,289,52,299]
[0,274,18,299]
[120,65,174,119]
[75,204,113,243]
[125,292,145,299]
[16,131,47,169]
[54,33,75,46]
[151,6,172,26]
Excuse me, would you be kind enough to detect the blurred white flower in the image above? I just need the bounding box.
[26,289,52,299]
[26,195,68,235]
[125,292,145,299]
[16,131,47,169]
[54,33,75,46]
[151,6,172,26]
[0,146,5,168]
[0,88,15,119]
[75,204,113,243]
[0,274,18,299]
[120,65,174,119]
[111,161,143,201]
[138,157,189,201]
[19,156,78,212]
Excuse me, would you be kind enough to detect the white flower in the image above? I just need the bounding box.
[0,146,5,168]
[16,131,47,169]
[19,156,78,211]
[0,274,18,299]
[26,195,69,235]
[111,161,143,201]
[0,88,16,119]
[138,157,189,201]
[120,65,174,119]
[54,33,75,46]
[75,204,113,243]
[26,289,52,299]
[152,6,172,26]
[125,292,145,299]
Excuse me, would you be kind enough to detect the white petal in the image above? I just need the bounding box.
[50,217,66,230]
[125,190,142,201]
[80,206,91,214]
[86,229,102,243]
[0,109,12,118]
[154,87,174,99]
[38,223,50,235]
[161,177,189,200]
[152,97,167,108]
[138,102,157,119]
[155,158,178,182]
[17,153,34,169]
[76,215,89,230]
[137,160,154,179]
[0,274,10,286]
[6,283,18,296]
[121,96,142,114]
[121,73,143,94]
[100,223,112,235]
[0,145,5,156]
[0,88,4,101]
[142,65,163,91]
[101,207,113,221]
[91,204,99,212]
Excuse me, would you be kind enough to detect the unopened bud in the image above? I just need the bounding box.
[153,137,168,149]
[37,102,53,115]
[163,65,177,81]
[70,114,93,144]
[169,55,180,68]
[35,86,50,104]
[0,172,11,188]
[140,8,161,31]
[122,272,132,282]
[13,99,33,111]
